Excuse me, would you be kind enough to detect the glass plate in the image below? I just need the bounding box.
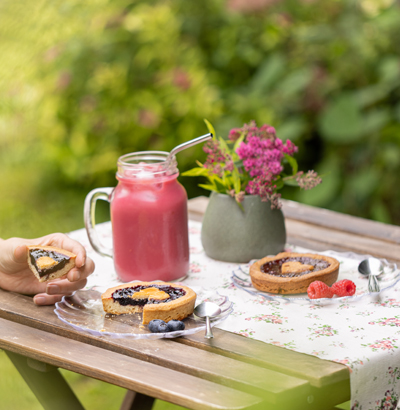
[231,250,399,305]
[55,287,233,339]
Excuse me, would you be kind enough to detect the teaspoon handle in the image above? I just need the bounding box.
[368,274,380,293]
[204,316,214,339]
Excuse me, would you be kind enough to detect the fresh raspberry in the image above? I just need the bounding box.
[307,281,334,299]
[331,280,356,297]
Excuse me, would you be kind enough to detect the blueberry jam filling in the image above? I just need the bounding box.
[112,285,186,307]
[29,249,70,278]
[261,257,330,278]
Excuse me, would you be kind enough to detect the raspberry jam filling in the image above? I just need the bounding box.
[29,249,71,278]
[112,285,186,306]
[261,257,330,278]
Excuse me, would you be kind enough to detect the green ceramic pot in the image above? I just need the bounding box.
[201,192,286,263]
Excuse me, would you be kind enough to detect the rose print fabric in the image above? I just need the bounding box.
[68,220,400,410]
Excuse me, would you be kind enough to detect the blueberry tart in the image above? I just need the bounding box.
[101,281,196,324]
[27,245,77,283]
[249,252,340,294]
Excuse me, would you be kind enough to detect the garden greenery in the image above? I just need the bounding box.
[1,0,400,239]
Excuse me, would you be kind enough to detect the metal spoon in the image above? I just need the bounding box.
[168,132,213,161]
[194,302,221,339]
[358,258,383,293]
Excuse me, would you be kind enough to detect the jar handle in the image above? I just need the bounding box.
[84,187,114,258]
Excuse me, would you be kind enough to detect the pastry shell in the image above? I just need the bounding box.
[249,252,340,294]
[101,281,197,324]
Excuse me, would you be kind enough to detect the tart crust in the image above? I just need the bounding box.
[101,281,197,324]
[27,245,77,283]
[249,252,340,294]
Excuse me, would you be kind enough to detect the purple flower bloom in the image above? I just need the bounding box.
[188,121,322,209]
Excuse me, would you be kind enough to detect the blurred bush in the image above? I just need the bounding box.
[1,0,400,238]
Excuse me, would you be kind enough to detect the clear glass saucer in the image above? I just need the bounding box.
[55,287,232,339]
[231,250,399,305]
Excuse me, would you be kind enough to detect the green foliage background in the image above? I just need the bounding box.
[1,0,400,241]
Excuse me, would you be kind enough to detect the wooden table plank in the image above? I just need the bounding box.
[285,219,400,263]
[281,200,400,244]
[0,290,312,407]
[0,318,264,410]
[177,328,349,388]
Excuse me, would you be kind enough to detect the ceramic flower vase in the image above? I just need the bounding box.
[201,192,286,263]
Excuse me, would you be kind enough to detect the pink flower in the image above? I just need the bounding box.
[188,120,322,208]
[228,128,242,141]
[235,121,303,206]
[296,170,322,190]
[203,140,233,177]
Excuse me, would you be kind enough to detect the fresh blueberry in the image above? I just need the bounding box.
[166,320,185,332]
[148,319,168,333]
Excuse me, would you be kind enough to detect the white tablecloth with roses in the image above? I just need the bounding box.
[69,220,400,410]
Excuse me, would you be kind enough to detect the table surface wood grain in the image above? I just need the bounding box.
[1,196,399,410]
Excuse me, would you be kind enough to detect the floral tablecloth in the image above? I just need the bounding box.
[69,220,400,410]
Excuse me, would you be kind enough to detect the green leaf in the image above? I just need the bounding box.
[232,168,241,193]
[274,179,284,190]
[297,155,341,207]
[236,200,245,212]
[181,167,210,177]
[283,178,299,187]
[279,68,313,98]
[250,53,286,92]
[379,57,400,83]
[276,118,306,142]
[319,94,363,143]
[222,173,232,190]
[204,119,216,139]
[283,153,298,175]
[218,136,230,154]
[213,176,228,192]
[362,109,391,134]
[233,133,245,152]
[354,84,391,109]
[198,184,219,193]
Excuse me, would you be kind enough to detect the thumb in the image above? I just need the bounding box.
[14,245,28,264]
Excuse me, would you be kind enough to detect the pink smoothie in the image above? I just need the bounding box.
[110,173,189,282]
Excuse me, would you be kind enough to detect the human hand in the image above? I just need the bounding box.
[0,233,95,305]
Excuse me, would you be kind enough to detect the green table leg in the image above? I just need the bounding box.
[5,350,85,410]
[120,390,155,410]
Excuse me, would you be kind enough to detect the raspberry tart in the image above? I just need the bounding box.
[101,281,196,324]
[250,252,340,294]
[27,245,77,283]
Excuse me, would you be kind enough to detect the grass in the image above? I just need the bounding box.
[0,350,188,410]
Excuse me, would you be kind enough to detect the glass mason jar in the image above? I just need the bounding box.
[84,151,189,282]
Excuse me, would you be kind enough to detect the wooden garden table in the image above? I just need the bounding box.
[1,196,399,410]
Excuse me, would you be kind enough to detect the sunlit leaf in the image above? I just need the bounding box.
[198,183,218,192]
[204,119,216,139]
[181,167,209,177]
[233,133,245,152]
